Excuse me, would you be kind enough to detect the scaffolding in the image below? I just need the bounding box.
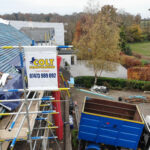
[0,46,70,150]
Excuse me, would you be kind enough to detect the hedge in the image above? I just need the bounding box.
[75,76,150,90]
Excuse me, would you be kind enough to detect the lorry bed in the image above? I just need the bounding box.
[78,97,144,150]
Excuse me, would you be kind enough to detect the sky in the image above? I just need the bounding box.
[0,0,150,18]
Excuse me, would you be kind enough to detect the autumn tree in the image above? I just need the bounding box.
[126,24,143,42]
[118,11,141,27]
[73,21,82,43]
[74,5,120,84]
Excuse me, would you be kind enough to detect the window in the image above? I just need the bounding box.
[71,56,74,65]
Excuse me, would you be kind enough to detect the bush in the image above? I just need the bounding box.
[75,76,149,90]
[128,67,150,81]
[132,52,142,59]
[121,54,142,68]
[72,129,78,148]
[143,83,150,91]
[147,33,150,41]
[126,24,143,42]
[141,59,150,66]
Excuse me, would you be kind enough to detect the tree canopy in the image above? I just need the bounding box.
[73,5,120,84]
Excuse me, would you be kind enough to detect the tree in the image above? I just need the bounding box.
[84,0,100,15]
[119,26,132,55]
[73,21,82,43]
[74,5,120,84]
[118,11,141,27]
[126,24,143,42]
[135,14,141,24]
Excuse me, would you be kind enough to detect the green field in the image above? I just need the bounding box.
[129,42,150,56]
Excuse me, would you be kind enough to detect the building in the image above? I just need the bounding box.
[9,20,65,45]
[0,19,32,73]
[21,27,55,45]
[1,18,77,70]
[0,19,64,150]
[58,49,77,69]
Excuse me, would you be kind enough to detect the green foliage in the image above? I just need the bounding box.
[75,76,149,90]
[74,5,120,84]
[141,59,150,66]
[119,26,132,55]
[72,129,78,148]
[126,24,143,42]
[143,83,150,91]
[147,33,150,41]
[124,46,132,55]
[140,20,150,40]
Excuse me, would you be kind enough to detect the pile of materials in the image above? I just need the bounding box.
[120,95,150,104]
[0,72,23,111]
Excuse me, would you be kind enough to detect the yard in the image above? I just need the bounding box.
[129,42,150,56]
[71,88,150,120]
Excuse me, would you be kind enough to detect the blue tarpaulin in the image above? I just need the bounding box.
[0,73,23,111]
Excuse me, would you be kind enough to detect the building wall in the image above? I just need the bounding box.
[9,21,65,45]
[37,42,52,46]
[59,54,77,67]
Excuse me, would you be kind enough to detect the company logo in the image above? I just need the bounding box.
[29,57,55,69]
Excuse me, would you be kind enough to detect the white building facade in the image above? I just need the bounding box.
[58,50,77,69]
[9,20,65,45]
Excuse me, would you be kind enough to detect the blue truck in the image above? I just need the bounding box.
[78,97,144,150]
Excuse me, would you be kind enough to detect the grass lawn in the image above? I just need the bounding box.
[129,42,150,56]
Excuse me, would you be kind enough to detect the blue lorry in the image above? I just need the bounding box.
[78,97,144,150]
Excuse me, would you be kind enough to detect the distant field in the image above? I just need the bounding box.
[129,42,150,56]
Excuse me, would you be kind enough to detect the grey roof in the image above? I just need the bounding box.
[58,50,76,55]
[21,27,55,42]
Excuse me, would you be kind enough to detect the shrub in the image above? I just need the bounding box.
[147,33,150,41]
[128,67,150,81]
[72,129,78,148]
[143,83,150,91]
[75,76,149,90]
[141,60,150,66]
[121,54,142,68]
[126,24,143,42]
[132,52,142,59]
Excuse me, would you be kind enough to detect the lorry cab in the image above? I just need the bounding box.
[85,143,100,150]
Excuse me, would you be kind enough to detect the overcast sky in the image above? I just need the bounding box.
[0,0,150,18]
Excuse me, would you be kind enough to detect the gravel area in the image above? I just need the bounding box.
[71,88,150,119]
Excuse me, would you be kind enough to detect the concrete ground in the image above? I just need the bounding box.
[70,61,127,79]
[71,88,150,120]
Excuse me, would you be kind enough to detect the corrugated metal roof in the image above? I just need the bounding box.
[0,23,32,73]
